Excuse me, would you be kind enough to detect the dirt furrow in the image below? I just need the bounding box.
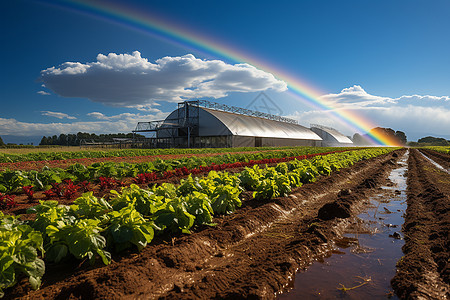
[418,148,450,170]
[391,149,450,299]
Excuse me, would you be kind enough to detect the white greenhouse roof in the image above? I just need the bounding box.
[310,125,353,144]
[202,108,322,140]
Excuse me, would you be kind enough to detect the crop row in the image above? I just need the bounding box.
[0,147,352,172]
[0,147,393,296]
[0,147,356,195]
[422,146,450,154]
[0,146,307,164]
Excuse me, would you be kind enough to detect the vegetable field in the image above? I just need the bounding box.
[1,146,448,299]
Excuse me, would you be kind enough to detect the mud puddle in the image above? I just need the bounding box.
[278,151,409,299]
[418,151,450,174]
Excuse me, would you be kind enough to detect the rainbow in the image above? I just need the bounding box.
[41,0,399,145]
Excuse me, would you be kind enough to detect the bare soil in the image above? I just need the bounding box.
[418,148,450,170]
[4,149,413,299]
[391,149,450,299]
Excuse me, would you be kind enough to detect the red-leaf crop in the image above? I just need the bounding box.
[0,193,17,210]
[22,185,34,200]
[43,189,56,199]
[99,177,116,190]
[63,180,79,199]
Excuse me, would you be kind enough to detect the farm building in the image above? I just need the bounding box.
[133,100,323,148]
[310,124,353,147]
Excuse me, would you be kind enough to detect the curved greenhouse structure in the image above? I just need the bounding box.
[134,100,323,148]
[310,124,353,147]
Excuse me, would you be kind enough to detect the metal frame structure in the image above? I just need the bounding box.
[196,100,298,124]
[133,100,299,148]
[133,101,200,148]
[310,123,337,132]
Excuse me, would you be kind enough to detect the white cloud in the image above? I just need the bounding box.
[320,85,450,109]
[37,91,50,95]
[87,109,168,121]
[41,111,77,120]
[320,85,395,108]
[40,51,287,107]
[289,85,450,140]
[86,112,108,120]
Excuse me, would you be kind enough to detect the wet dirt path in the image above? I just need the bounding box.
[391,149,450,299]
[418,151,450,174]
[278,151,409,299]
[417,148,450,171]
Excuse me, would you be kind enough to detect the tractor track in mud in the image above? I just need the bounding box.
[7,149,407,299]
[391,149,450,299]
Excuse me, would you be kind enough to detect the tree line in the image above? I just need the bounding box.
[39,132,143,146]
[409,136,450,146]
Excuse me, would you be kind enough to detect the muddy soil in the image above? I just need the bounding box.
[5,150,406,299]
[418,148,450,170]
[391,149,450,299]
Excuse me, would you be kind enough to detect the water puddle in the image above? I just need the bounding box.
[278,151,409,299]
[419,151,450,174]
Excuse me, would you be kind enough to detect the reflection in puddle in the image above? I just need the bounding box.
[278,152,408,299]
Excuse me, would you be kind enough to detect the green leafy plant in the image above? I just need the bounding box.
[106,204,155,252]
[184,192,215,226]
[110,184,164,216]
[177,175,203,196]
[27,200,75,236]
[0,212,45,297]
[66,163,90,181]
[152,198,195,234]
[71,192,112,221]
[253,179,280,200]
[274,174,291,197]
[45,218,111,265]
[239,165,262,190]
[150,183,177,201]
[0,171,31,193]
[211,185,241,215]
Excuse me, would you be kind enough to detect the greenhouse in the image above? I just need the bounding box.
[133,100,323,148]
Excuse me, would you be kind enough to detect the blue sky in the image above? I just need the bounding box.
[1,0,449,144]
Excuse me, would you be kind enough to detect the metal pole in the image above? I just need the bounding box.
[187,127,190,148]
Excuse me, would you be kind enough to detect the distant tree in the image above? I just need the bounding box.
[417,136,449,146]
[370,127,403,145]
[39,132,142,146]
[0,136,4,146]
[67,134,77,146]
[51,135,58,145]
[39,136,48,145]
[59,134,68,146]
[395,131,407,145]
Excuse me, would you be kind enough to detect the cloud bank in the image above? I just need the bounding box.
[40,52,287,107]
[291,85,450,140]
[0,110,169,137]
